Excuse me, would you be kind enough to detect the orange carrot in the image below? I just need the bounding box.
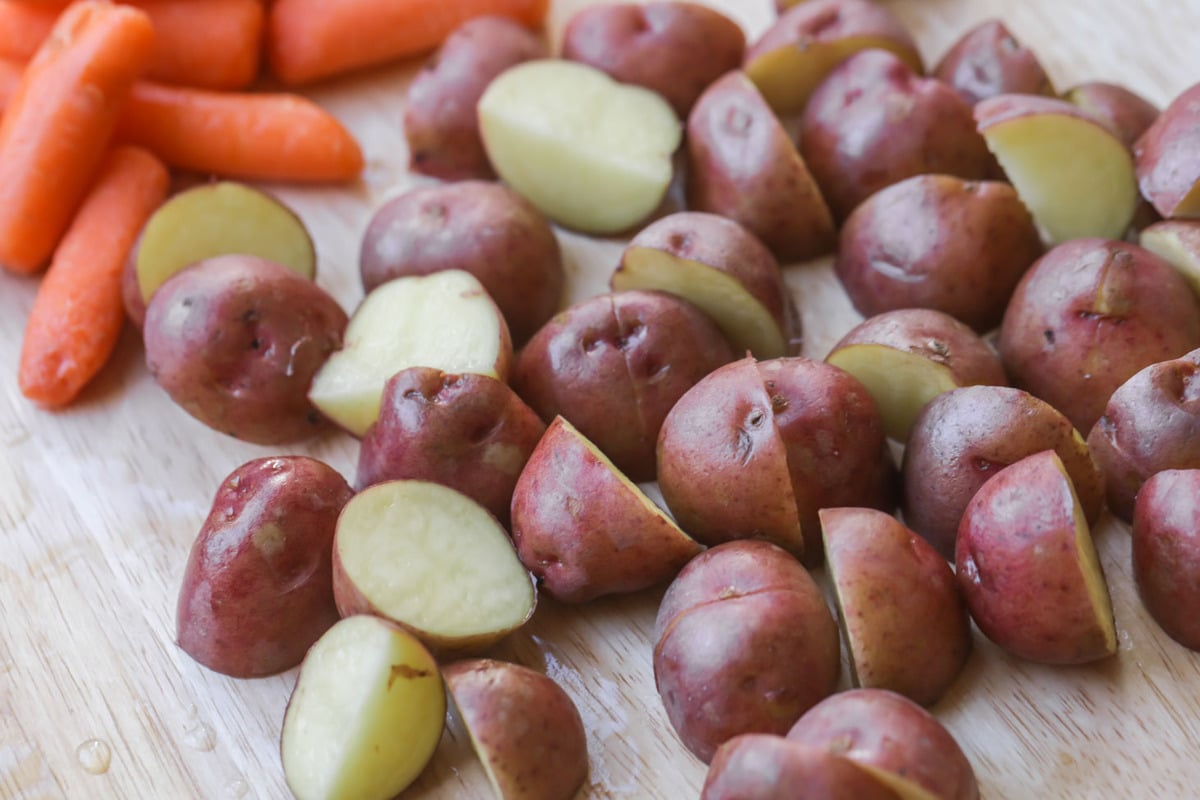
[267,0,549,86]
[0,2,155,274]
[0,58,362,183]
[0,0,263,89]
[18,146,169,408]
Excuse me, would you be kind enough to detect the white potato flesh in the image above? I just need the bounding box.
[308,270,510,437]
[478,59,682,235]
[982,114,1137,244]
[336,480,535,646]
[136,181,315,301]
[1068,466,1118,656]
[281,616,445,800]
[826,344,960,442]
[614,246,787,357]
[1140,226,1200,298]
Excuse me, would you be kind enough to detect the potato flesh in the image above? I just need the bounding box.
[826,344,960,441]
[1140,228,1200,297]
[337,481,534,640]
[136,181,315,302]
[308,270,505,436]
[855,765,942,800]
[281,616,444,800]
[1071,474,1118,655]
[983,114,1137,244]
[615,247,787,357]
[478,60,681,234]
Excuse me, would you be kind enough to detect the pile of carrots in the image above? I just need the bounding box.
[1,0,548,409]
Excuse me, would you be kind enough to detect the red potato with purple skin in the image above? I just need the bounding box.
[744,0,922,116]
[799,50,993,221]
[820,508,972,707]
[443,659,588,800]
[1135,81,1200,219]
[654,541,841,764]
[702,735,900,800]
[359,181,563,344]
[561,2,744,118]
[144,255,347,445]
[933,19,1054,106]
[403,16,546,181]
[1066,82,1160,149]
[787,689,979,800]
[515,291,735,482]
[998,238,1200,434]
[356,368,545,526]
[1087,350,1200,522]
[956,451,1117,664]
[1132,469,1200,651]
[834,175,1043,332]
[902,385,1104,561]
[176,456,353,678]
[685,72,835,264]
[510,416,701,604]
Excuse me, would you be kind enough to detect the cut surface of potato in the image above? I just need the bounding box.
[976,96,1137,243]
[308,270,511,437]
[478,59,682,234]
[826,345,959,442]
[333,480,535,652]
[281,615,445,800]
[136,181,315,302]
[1140,221,1200,298]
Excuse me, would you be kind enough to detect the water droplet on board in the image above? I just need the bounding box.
[76,739,111,775]
[225,777,250,798]
[182,720,216,752]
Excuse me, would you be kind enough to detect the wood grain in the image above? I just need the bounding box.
[3,1,1200,798]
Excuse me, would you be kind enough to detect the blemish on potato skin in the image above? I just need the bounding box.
[388,663,432,689]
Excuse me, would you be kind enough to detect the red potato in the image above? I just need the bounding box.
[1134,81,1200,219]
[1132,469,1200,651]
[834,175,1043,332]
[787,689,979,800]
[933,19,1054,106]
[176,457,353,678]
[510,416,701,604]
[356,368,545,526]
[702,735,899,800]
[956,451,1117,665]
[143,255,348,445]
[359,181,563,345]
[799,50,993,221]
[443,659,588,800]
[1140,219,1200,298]
[998,238,1200,434]
[514,290,735,482]
[654,541,840,764]
[561,2,744,118]
[744,0,922,116]
[404,16,547,180]
[684,71,835,263]
[1066,81,1160,149]
[902,385,1104,561]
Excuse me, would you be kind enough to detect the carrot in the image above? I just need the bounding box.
[267,0,549,86]
[0,58,362,183]
[0,2,155,274]
[18,146,169,408]
[0,0,263,89]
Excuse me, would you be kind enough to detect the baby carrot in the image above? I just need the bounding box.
[18,146,169,408]
[0,0,263,89]
[267,0,549,85]
[0,1,155,274]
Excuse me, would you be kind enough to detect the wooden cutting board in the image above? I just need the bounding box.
[4,1,1200,797]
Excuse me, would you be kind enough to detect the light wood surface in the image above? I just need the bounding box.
[4,1,1200,798]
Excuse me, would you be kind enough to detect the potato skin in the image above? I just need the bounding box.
[654,541,840,764]
[176,457,353,678]
[515,291,735,482]
[1068,82,1160,150]
[356,368,545,526]
[902,385,1104,560]
[1087,349,1200,521]
[702,735,899,800]
[360,181,563,345]
[933,19,1053,106]
[1134,82,1200,218]
[800,50,993,221]
[1133,470,1200,651]
[998,238,1200,433]
[144,255,347,444]
[562,2,744,118]
[836,175,1043,332]
[404,16,546,180]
